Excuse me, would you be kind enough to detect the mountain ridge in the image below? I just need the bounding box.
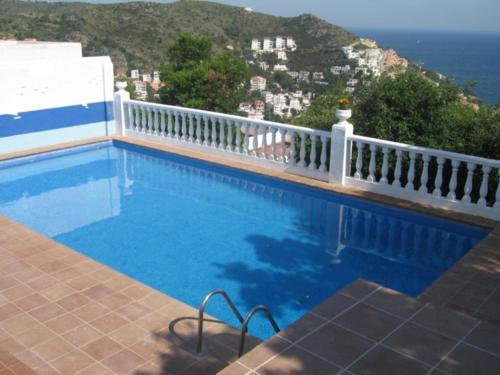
[0,0,357,73]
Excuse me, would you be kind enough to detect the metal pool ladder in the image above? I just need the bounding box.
[196,289,280,357]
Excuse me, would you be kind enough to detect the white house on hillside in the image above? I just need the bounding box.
[250,75,267,91]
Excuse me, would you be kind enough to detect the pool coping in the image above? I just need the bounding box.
[0,136,499,375]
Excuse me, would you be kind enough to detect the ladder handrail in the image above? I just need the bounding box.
[238,305,280,357]
[196,289,245,354]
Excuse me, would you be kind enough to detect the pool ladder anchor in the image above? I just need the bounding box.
[196,289,280,357]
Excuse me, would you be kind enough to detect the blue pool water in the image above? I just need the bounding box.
[0,141,488,339]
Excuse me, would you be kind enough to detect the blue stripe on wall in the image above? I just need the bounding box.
[0,101,114,138]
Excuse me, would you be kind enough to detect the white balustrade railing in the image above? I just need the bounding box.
[113,84,499,220]
[346,134,500,219]
[121,99,332,181]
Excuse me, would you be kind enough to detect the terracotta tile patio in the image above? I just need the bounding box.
[0,137,499,374]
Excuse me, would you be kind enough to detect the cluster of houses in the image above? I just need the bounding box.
[129,69,161,100]
[250,36,297,73]
[241,75,312,120]
[329,39,408,93]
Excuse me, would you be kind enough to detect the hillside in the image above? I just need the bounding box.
[0,0,357,73]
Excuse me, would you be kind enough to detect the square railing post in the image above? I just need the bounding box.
[329,109,353,185]
[114,81,130,136]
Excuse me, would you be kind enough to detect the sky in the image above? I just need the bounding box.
[50,0,500,32]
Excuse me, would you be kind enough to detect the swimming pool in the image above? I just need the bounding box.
[0,141,488,339]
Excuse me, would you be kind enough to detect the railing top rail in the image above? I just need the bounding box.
[349,134,500,167]
[125,99,331,137]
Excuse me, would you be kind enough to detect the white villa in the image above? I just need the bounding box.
[250,75,267,91]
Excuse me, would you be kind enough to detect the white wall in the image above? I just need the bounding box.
[0,42,115,154]
[0,41,82,62]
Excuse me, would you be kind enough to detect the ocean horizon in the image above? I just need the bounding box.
[349,28,500,106]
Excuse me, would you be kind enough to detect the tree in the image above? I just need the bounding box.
[159,33,250,113]
[292,80,348,130]
[352,67,461,149]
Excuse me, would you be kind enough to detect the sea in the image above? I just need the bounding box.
[349,28,500,106]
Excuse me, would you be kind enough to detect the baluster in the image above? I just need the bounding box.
[289,130,296,165]
[260,125,268,159]
[494,176,500,208]
[432,157,445,197]
[177,112,187,141]
[354,141,364,179]
[251,124,258,156]
[462,162,475,203]
[167,110,173,137]
[153,109,159,135]
[173,111,179,139]
[319,136,327,173]
[140,106,147,133]
[478,165,492,207]
[380,147,389,184]
[406,151,416,190]
[211,117,218,147]
[134,105,140,131]
[195,114,202,144]
[447,160,460,201]
[160,109,166,136]
[187,113,194,142]
[203,116,209,146]
[235,121,242,153]
[309,135,317,170]
[126,103,133,130]
[219,118,226,150]
[298,132,307,167]
[147,107,153,134]
[278,129,286,162]
[226,120,233,151]
[270,127,277,161]
[392,149,403,187]
[418,154,430,193]
[367,144,376,182]
[244,123,250,154]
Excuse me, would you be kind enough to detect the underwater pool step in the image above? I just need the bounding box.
[196,289,280,357]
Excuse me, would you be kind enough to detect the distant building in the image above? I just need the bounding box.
[330,65,351,75]
[261,91,274,103]
[298,70,310,82]
[275,36,286,51]
[273,64,288,72]
[254,100,265,111]
[238,102,252,112]
[345,87,355,93]
[347,78,359,87]
[152,71,160,83]
[312,72,324,81]
[342,46,360,60]
[251,39,261,51]
[134,81,147,100]
[355,66,369,75]
[250,75,267,91]
[286,37,297,51]
[258,61,269,71]
[360,38,377,48]
[276,51,288,61]
[263,38,274,52]
[130,69,139,79]
[142,73,151,83]
[289,98,302,111]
